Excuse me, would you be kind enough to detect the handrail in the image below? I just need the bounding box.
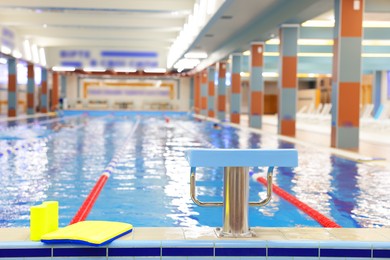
[189,166,275,207]
[70,118,140,224]
[190,167,223,207]
[249,166,274,206]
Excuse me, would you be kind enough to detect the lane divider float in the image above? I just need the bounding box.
[254,174,341,228]
[70,118,140,224]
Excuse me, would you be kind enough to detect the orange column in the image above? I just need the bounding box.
[51,72,59,111]
[52,72,59,111]
[27,63,35,115]
[40,68,48,113]
[217,62,227,121]
[249,42,264,128]
[278,25,298,137]
[7,58,17,117]
[194,73,200,114]
[331,0,363,149]
[200,70,208,116]
[230,54,241,124]
[207,65,215,118]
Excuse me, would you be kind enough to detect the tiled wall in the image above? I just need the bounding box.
[1,240,390,259]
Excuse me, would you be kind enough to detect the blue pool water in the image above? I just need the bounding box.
[0,111,389,228]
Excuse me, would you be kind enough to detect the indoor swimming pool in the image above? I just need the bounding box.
[0,111,389,229]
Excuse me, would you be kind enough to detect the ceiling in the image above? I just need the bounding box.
[0,0,389,72]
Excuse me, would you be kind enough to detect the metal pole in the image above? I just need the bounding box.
[219,166,252,237]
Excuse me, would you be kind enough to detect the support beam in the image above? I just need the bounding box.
[278,25,299,137]
[249,42,264,128]
[331,0,363,149]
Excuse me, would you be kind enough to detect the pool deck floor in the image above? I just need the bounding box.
[2,226,390,242]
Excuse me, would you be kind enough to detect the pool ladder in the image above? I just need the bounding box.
[186,149,298,238]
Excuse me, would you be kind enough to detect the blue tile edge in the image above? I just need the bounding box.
[0,239,389,258]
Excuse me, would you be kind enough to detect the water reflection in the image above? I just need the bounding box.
[1,114,390,228]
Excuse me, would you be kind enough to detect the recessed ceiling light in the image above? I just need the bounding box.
[144,68,166,73]
[84,67,106,72]
[52,66,76,72]
[113,67,137,73]
[184,52,208,59]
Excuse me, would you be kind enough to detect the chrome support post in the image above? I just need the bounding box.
[219,166,252,237]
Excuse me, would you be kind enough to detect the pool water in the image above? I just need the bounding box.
[0,111,389,228]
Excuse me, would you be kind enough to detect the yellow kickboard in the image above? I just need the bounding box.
[41,221,133,246]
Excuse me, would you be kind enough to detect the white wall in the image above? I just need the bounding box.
[177,77,190,111]
[381,70,389,107]
[65,74,79,108]
[64,75,191,111]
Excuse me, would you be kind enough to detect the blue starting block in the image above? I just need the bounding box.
[185,148,298,238]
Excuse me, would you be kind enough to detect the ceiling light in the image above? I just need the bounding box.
[298,39,333,45]
[113,67,137,73]
[302,20,390,28]
[174,58,200,72]
[301,20,334,27]
[184,52,208,59]
[298,52,333,57]
[242,50,250,56]
[1,45,11,55]
[144,68,166,73]
[39,48,46,66]
[0,58,7,64]
[363,21,390,28]
[23,40,32,61]
[266,39,334,46]
[262,72,278,77]
[31,44,40,63]
[83,67,106,72]
[363,40,390,46]
[264,52,279,56]
[12,50,22,59]
[265,39,280,45]
[362,53,390,58]
[52,66,76,72]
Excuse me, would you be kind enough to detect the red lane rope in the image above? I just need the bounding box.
[70,118,140,225]
[256,177,341,228]
[70,175,108,224]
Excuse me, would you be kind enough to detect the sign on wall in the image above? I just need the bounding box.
[1,27,15,49]
[47,48,160,69]
[87,85,170,100]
